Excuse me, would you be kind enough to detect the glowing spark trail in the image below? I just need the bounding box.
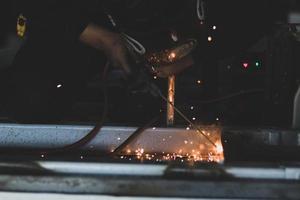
[117,126,224,163]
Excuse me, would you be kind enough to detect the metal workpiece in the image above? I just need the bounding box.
[0,124,297,149]
[31,162,300,181]
[1,161,300,180]
[1,124,300,162]
[0,124,220,154]
[0,124,136,151]
[1,175,300,199]
[0,162,300,199]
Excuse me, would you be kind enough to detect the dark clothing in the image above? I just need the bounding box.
[10,1,107,122]
[21,1,108,41]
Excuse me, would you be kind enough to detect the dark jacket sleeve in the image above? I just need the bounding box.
[23,1,107,42]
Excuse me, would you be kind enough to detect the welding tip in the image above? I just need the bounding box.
[159,93,217,147]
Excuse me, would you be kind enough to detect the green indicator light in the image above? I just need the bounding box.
[255,62,260,67]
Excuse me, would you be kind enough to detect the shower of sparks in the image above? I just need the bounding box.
[116,126,224,164]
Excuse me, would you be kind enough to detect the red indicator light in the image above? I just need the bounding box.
[243,63,249,68]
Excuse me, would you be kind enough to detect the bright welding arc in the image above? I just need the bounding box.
[158,93,217,147]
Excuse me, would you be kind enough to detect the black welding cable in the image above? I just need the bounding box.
[39,61,110,154]
[112,114,162,156]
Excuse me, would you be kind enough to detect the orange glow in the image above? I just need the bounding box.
[126,149,132,154]
[118,126,224,164]
[167,75,176,126]
[168,52,177,61]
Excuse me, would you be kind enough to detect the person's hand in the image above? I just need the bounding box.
[79,23,194,78]
[79,23,131,74]
[155,55,194,78]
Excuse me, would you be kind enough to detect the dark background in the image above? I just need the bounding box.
[0,0,300,128]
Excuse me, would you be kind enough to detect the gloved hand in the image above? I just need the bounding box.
[79,23,158,96]
[79,23,132,75]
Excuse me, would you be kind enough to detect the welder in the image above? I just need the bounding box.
[8,0,272,124]
[9,1,197,123]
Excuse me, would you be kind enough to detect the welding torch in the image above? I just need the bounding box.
[121,34,217,148]
[105,13,214,144]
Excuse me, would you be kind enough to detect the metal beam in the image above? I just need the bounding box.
[0,171,299,199]
[0,124,218,154]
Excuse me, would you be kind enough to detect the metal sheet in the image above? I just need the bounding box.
[0,124,219,154]
[1,160,300,198]
[0,192,218,200]
[0,173,300,199]
[1,161,300,181]
[36,162,300,180]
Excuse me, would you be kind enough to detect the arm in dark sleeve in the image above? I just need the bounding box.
[24,1,109,42]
